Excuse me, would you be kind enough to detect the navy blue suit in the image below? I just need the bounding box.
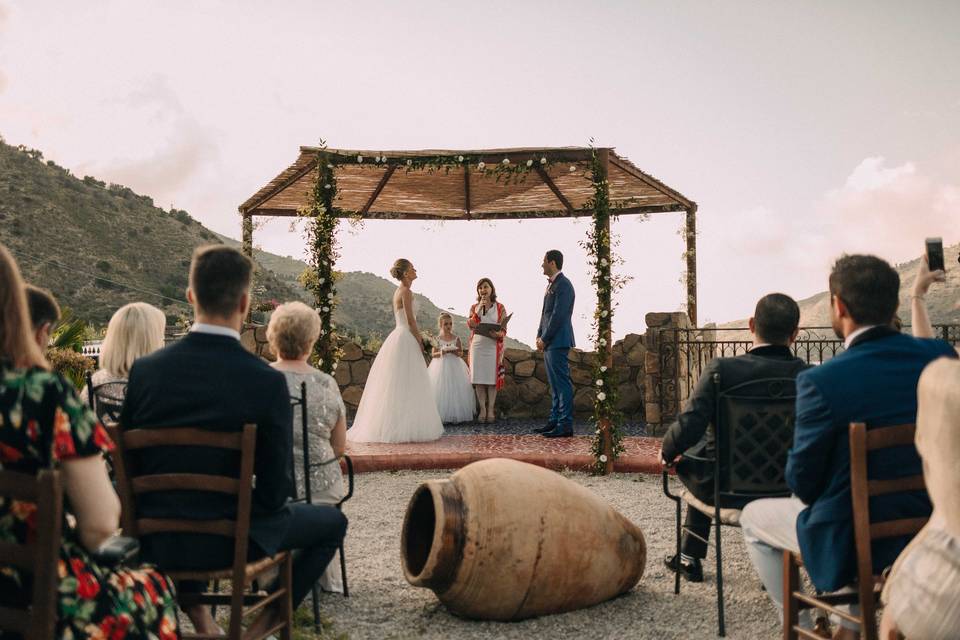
[786,327,955,591]
[538,272,575,427]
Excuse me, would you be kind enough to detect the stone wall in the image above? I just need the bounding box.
[641,311,692,436]
[240,324,646,420]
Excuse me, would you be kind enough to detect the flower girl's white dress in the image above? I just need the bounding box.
[347,300,444,443]
[427,337,476,423]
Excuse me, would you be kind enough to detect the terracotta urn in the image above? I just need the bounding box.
[400,458,646,620]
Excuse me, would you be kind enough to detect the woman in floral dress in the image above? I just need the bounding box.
[0,243,179,639]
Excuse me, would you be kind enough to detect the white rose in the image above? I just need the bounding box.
[597,392,606,401]
[406,159,413,166]
[374,156,381,163]
[324,184,331,189]
[599,454,608,463]
[569,165,576,172]
[526,159,533,167]
[357,155,363,163]
[457,155,464,162]
[596,380,603,386]
[599,338,607,346]
[540,157,547,164]
[381,155,387,162]
[327,292,334,299]
[478,161,486,170]
[502,158,510,165]
[600,365,607,372]
[327,164,334,169]
[318,277,325,284]
[322,306,330,312]
[601,258,608,266]
[601,310,608,317]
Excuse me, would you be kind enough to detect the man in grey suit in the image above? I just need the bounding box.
[660,293,808,582]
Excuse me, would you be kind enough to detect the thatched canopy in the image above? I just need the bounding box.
[239,146,694,220]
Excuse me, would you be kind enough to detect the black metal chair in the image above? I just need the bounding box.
[290,382,355,633]
[662,373,797,637]
[85,370,127,425]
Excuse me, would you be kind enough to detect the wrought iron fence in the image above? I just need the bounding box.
[654,324,960,428]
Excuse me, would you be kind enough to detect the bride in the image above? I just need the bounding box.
[346,258,444,443]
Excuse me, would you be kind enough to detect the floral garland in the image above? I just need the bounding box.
[581,147,627,474]
[298,144,342,375]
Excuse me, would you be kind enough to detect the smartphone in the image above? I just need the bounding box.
[926,237,945,272]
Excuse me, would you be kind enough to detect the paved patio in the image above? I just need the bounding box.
[344,419,662,474]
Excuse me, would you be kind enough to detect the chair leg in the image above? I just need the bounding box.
[715,519,725,637]
[280,553,294,640]
[674,499,681,595]
[339,542,349,598]
[783,551,799,640]
[311,584,321,634]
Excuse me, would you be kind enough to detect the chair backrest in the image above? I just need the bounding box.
[291,382,309,503]
[849,422,928,640]
[85,371,127,425]
[0,469,63,640]
[107,424,257,580]
[713,374,797,496]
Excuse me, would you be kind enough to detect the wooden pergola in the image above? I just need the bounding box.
[240,146,696,473]
[239,145,698,321]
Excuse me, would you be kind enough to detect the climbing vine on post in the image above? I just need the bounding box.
[581,147,627,474]
[298,144,343,374]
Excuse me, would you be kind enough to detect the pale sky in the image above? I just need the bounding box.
[2,1,958,345]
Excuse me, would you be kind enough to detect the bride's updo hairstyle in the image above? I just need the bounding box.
[475,277,498,304]
[391,258,412,281]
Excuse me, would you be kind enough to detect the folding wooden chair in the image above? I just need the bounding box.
[109,423,293,640]
[783,422,928,640]
[0,469,63,640]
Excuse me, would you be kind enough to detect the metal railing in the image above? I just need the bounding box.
[654,324,960,427]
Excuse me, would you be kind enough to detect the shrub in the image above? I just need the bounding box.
[96,260,111,272]
[45,347,95,389]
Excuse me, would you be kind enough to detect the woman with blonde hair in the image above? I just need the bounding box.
[268,301,348,591]
[0,244,180,638]
[82,302,166,413]
[880,357,960,639]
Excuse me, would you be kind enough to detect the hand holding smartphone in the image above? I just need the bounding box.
[926,237,945,272]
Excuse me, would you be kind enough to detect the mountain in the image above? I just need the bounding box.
[0,139,531,349]
[217,234,531,350]
[0,139,296,326]
[719,245,960,333]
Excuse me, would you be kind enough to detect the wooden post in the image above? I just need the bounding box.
[685,205,697,327]
[241,212,253,259]
[598,149,614,475]
[241,211,254,323]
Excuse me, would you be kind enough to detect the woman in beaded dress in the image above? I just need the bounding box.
[268,301,347,592]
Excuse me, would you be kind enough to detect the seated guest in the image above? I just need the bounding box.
[80,302,167,413]
[740,255,956,638]
[267,301,348,592]
[0,245,179,639]
[120,245,347,636]
[24,284,60,348]
[661,293,808,582]
[880,358,960,640]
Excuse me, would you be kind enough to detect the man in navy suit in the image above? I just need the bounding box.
[740,255,955,636]
[121,245,347,636]
[534,249,576,437]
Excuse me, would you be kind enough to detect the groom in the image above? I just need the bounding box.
[535,249,576,437]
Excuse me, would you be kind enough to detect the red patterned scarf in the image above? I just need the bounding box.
[467,302,506,390]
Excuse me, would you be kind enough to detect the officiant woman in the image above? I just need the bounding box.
[467,277,508,423]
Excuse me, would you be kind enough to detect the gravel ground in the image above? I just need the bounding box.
[310,469,781,640]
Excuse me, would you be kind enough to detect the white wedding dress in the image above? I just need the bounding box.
[346,298,444,443]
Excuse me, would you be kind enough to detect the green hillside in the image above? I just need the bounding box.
[0,139,531,349]
[720,245,960,334]
[0,140,295,326]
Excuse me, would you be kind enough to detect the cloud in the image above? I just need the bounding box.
[75,76,219,208]
[697,156,960,323]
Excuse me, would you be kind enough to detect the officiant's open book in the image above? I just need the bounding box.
[475,313,513,339]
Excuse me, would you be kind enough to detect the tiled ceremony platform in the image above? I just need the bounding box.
[344,420,662,474]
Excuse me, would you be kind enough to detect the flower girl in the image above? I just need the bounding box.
[427,313,476,423]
